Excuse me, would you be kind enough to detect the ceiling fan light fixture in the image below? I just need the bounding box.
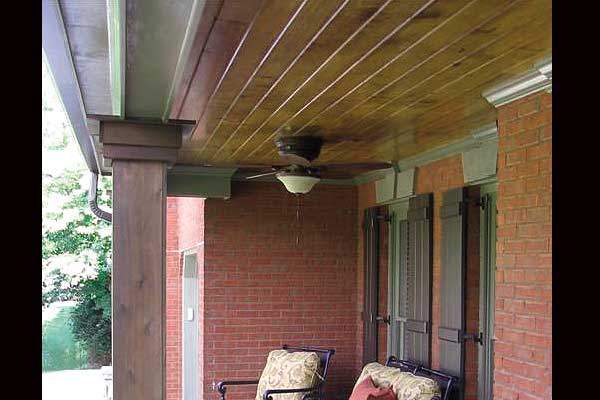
[276,172,320,194]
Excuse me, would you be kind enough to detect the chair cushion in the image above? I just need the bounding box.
[349,375,396,400]
[390,373,441,400]
[354,362,407,390]
[255,349,320,400]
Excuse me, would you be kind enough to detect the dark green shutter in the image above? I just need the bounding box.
[439,187,468,398]
[363,208,379,364]
[478,189,497,400]
[405,194,433,366]
[389,202,409,359]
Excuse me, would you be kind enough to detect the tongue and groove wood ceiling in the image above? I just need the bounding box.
[171,0,551,167]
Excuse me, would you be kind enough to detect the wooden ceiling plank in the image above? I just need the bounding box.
[322,99,496,163]
[227,0,441,164]
[367,54,548,162]
[331,1,549,135]
[196,0,312,156]
[249,0,523,163]
[203,0,353,162]
[331,49,543,163]
[256,0,548,163]
[197,0,403,165]
[289,0,519,139]
[332,40,549,162]
[346,24,543,150]
[369,110,496,162]
[174,0,550,167]
[178,0,265,129]
[222,0,449,164]
[253,0,512,163]
[199,0,351,161]
[313,5,550,162]
[188,1,310,152]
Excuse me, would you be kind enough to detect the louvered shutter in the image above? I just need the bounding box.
[439,187,468,399]
[405,194,433,366]
[388,200,410,359]
[362,208,379,364]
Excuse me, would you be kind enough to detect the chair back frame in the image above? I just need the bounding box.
[216,345,335,400]
[385,356,457,400]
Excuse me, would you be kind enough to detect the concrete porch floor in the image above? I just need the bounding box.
[42,369,106,400]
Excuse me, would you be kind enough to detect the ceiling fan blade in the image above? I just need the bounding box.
[233,163,279,169]
[321,162,393,170]
[246,171,280,180]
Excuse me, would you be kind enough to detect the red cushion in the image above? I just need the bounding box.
[349,375,396,400]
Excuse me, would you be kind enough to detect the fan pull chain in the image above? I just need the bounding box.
[295,194,301,246]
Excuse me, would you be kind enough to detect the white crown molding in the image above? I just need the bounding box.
[482,57,552,107]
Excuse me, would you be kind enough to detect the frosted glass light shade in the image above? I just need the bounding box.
[276,174,320,194]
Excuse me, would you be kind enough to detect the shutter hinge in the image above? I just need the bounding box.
[466,196,486,210]
[478,196,487,210]
[462,331,483,344]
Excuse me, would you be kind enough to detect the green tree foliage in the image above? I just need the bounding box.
[42,54,113,367]
[42,167,113,366]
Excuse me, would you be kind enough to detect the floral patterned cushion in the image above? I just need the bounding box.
[354,362,442,400]
[390,373,441,400]
[354,362,407,390]
[255,350,320,400]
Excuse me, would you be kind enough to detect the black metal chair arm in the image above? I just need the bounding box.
[262,386,318,400]
[216,380,260,399]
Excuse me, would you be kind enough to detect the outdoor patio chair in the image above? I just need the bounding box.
[216,344,335,400]
[351,356,457,400]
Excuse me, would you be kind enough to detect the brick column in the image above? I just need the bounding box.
[494,92,552,400]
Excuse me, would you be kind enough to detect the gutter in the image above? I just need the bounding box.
[88,172,112,223]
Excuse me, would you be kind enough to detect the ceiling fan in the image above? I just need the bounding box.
[243,135,391,194]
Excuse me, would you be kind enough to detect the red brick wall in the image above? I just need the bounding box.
[493,91,552,400]
[166,198,182,400]
[202,182,358,399]
[166,197,205,400]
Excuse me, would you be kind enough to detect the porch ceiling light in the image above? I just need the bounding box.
[276,172,320,194]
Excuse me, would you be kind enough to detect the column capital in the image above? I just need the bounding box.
[98,119,189,164]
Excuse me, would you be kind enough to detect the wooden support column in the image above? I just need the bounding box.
[102,120,183,400]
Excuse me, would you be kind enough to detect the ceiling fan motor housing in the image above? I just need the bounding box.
[275,136,323,163]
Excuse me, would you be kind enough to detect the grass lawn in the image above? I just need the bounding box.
[42,304,87,371]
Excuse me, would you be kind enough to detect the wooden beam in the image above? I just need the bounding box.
[112,160,167,400]
[167,166,237,199]
[99,120,184,165]
[42,0,101,173]
[107,0,126,117]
